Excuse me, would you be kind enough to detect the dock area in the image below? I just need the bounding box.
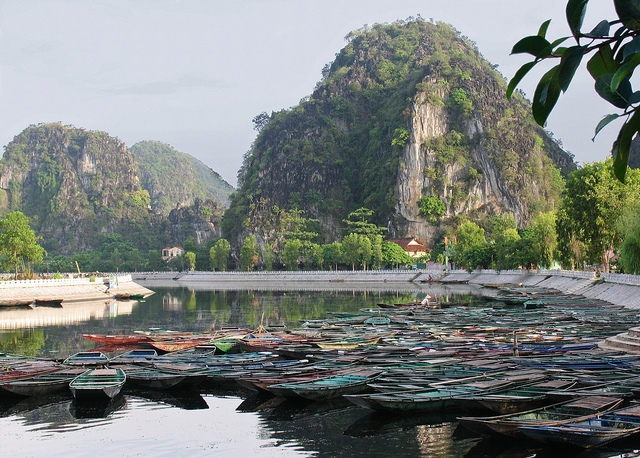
[0,275,153,302]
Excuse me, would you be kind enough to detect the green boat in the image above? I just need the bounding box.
[268,369,385,400]
[69,368,126,400]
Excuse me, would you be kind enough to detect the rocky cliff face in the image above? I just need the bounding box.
[225,19,574,247]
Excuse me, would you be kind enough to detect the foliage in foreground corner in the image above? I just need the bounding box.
[509,0,640,182]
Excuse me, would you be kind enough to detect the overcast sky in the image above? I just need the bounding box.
[0,1,620,186]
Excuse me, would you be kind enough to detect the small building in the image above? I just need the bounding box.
[161,246,184,261]
[388,238,431,259]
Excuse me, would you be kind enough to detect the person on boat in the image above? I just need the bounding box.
[420,294,431,306]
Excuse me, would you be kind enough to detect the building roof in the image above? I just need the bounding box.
[388,238,430,252]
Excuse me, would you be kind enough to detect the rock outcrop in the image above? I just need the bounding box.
[225,19,576,247]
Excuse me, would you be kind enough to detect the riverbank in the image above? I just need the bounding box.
[132,269,640,308]
[0,275,153,302]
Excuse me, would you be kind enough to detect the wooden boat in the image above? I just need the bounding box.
[268,369,385,400]
[110,349,158,363]
[344,377,527,412]
[69,368,126,400]
[113,292,130,300]
[0,360,62,383]
[0,367,86,396]
[63,351,110,366]
[518,404,640,448]
[210,337,241,353]
[129,294,146,300]
[454,378,580,415]
[0,299,33,308]
[457,395,626,438]
[33,298,63,307]
[148,337,212,353]
[83,333,151,345]
[119,365,206,390]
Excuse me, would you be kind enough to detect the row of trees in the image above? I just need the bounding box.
[5,157,640,276]
[442,158,640,274]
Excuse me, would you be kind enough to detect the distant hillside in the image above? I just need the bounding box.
[130,140,233,215]
[0,124,225,255]
[224,19,576,247]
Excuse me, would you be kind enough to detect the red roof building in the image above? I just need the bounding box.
[388,238,430,258]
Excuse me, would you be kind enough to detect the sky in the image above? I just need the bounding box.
[0,0,621,187]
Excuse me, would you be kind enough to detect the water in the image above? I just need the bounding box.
[0,283,638,457]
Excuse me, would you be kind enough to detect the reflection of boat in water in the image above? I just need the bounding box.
[125,388,209,410]
[265,397,354,422]
[344,410,459,437]
[235,393,287,412]
[70,393,126,419]
[0,391,74,418]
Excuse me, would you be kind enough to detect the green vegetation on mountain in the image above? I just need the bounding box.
[0,124,228,269]
[224,18,576,251]
[131,140,233,215]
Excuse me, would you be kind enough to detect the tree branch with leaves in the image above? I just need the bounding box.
[509,0,640,181]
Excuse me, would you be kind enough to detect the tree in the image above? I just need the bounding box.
[455,221,487,270]
[309,243,325,270]
[342,207,387,239]
[281,239,302,271]
[322,242,342,270]
[184,251,196,271]
[210,239,230,271]
[556,159,640,271]
[619,204,640,273]
[0,211,44,279]
[382,241,412,268]
[342,233,364,270]
[530,211,559,268]
[239,236,257,271]
[418,196,446,223]
[263,243,274,271]
[371,235,384,269]
[509,0,640,181]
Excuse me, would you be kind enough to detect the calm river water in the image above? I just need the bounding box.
[0,282,637,457]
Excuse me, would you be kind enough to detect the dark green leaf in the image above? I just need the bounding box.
[611,52,640,91]
[588,45,616,79]
[593,114,620,140]
[630,91,640,104]
[558,46,586,91]
[623,36,640,61]
[584,20,611,37]
[538,19,551,38]
[596,74,633,108]
[511,36,552,57]
[548,37,571,56]
[567,0,589,38]
[532,66,561,126]
[507,61,537,99]
[612,110,640,182]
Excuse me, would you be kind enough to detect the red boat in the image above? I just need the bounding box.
[148,337,212,353]
[0,360,61,383]
[83,334,151,345]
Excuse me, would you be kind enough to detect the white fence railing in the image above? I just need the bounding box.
[0,274,132,289]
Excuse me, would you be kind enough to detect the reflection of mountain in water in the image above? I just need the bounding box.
[0,299,136,329]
